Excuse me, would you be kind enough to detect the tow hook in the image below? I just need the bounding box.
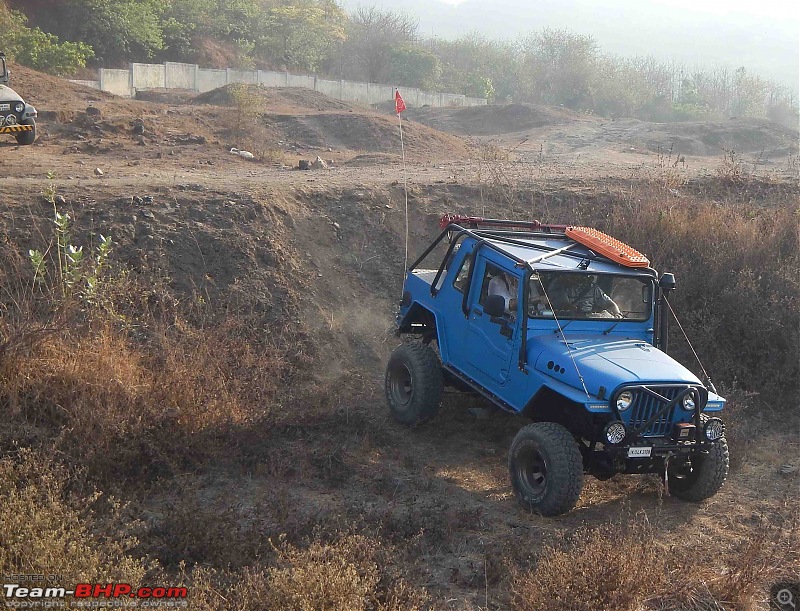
[663,452,674,497]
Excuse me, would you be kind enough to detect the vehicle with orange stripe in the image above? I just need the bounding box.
[0,53,37,145]
[386,214,728,516]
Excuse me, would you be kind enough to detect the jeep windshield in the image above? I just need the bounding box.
[529,271,653,321]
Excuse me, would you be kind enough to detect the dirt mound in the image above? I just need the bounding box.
[7,65,129,112]
[643,117,798,155]
[193,84,362,113]
[265,112,469,157]
[403,103,593,135]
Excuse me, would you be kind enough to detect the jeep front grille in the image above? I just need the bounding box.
[627,386,684,437]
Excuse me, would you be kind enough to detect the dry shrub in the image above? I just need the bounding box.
[266,534,380,611]
[610,187,798,407]
[263,533,429,611]
[0,449,150,582]
[509,518,665,611]
[661,507,800,609]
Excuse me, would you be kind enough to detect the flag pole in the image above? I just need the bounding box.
[396,89,409,279]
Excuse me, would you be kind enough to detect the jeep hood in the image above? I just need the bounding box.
[0,85,23,103]
[531,333,702,397]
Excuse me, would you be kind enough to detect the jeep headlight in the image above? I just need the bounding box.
[14,103,23,113]
[703,417,725,441]
[616,390,633,412]
[681,393,696,411]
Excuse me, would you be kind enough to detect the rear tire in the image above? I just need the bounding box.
[384,343,443,426]
[15,119,35,145]
[509,422,584,516]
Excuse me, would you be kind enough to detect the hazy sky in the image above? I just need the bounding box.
[345,0,800,90]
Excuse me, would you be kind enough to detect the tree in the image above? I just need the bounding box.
[341,7,418,82]
[256,0,346,73]
[387,45,440,90]
[11,0,167,65]
[0,3,93,75]
[519,28,598,109]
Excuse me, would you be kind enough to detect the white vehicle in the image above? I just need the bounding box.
[0,53,37,145]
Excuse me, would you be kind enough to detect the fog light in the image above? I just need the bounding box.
[616,390,633,412]
[5,114,16,125]
[14,102,23,113]
[604,421,626,445]
[682,392,696,411]
[703,417,725,441]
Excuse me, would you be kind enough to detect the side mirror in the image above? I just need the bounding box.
[484,294,506,317]
[659,273,676,291]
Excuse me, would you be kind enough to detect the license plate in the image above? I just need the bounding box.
[0,104,9,111]
[628,447,652,458]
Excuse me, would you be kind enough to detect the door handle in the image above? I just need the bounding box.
[472,308,483,316]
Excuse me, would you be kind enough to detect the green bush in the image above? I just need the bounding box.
[0,4,93,75]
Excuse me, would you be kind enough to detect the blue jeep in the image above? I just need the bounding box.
[385,216,728,516]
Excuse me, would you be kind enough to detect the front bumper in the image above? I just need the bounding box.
[0,124,33,134]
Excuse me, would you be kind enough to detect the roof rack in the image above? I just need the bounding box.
[439,214,567,233]
[438,214,650,269]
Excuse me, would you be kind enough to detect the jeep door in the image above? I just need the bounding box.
[463,255,520,386]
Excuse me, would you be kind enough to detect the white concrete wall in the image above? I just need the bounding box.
[369,84,394,105]
[165,62,196,90]
[287,74,314,88]
[196,68,226,93]
[340,80,368,104]
[258,70,287,87]
[84,61,488,107]
[227,68,258,84]
[68,79,101,90]
[315,78,340,98]
[131,63,165,90]
[99,68,132,97]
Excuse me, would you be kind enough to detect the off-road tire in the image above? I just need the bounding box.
[509,422,584,516]
[668,424,729,502]
[384,343,443,426]
[15,119,35,145]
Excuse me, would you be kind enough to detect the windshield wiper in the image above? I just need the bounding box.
[555,319,574,334]
[603,311,631,335]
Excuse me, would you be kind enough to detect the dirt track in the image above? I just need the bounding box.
[1,66,799,608]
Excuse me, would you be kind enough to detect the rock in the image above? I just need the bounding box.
[467,407,492,420]
[55,194,66,206]
[132,196,143,205]
[94,168,104,176]
[86,106,102,118]
[298,159,311,171]
[311,156,328,170]
[132,118,145,135]
[142,195,154,204]
[140,209,155,219]
[229,147,254,160]
[779,464,798,475]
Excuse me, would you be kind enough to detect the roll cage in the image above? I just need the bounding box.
[408,219,660,373]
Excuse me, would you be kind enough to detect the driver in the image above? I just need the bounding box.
[488,271,518,314]
[549,274,621,317]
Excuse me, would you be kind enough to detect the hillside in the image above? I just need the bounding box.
[0,65,798,610]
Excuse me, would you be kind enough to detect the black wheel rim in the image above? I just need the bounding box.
[388,361,413,408]
[515,444,548,499]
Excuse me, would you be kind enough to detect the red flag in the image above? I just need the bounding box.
[395,90,406,114]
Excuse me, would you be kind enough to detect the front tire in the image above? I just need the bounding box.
[509,422,584,516]
[15,119,36,145]
[668,437,729,502]
[384,343,443,426]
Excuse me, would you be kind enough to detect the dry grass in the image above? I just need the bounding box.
[0,166,796,609]
[509,517,666,611]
